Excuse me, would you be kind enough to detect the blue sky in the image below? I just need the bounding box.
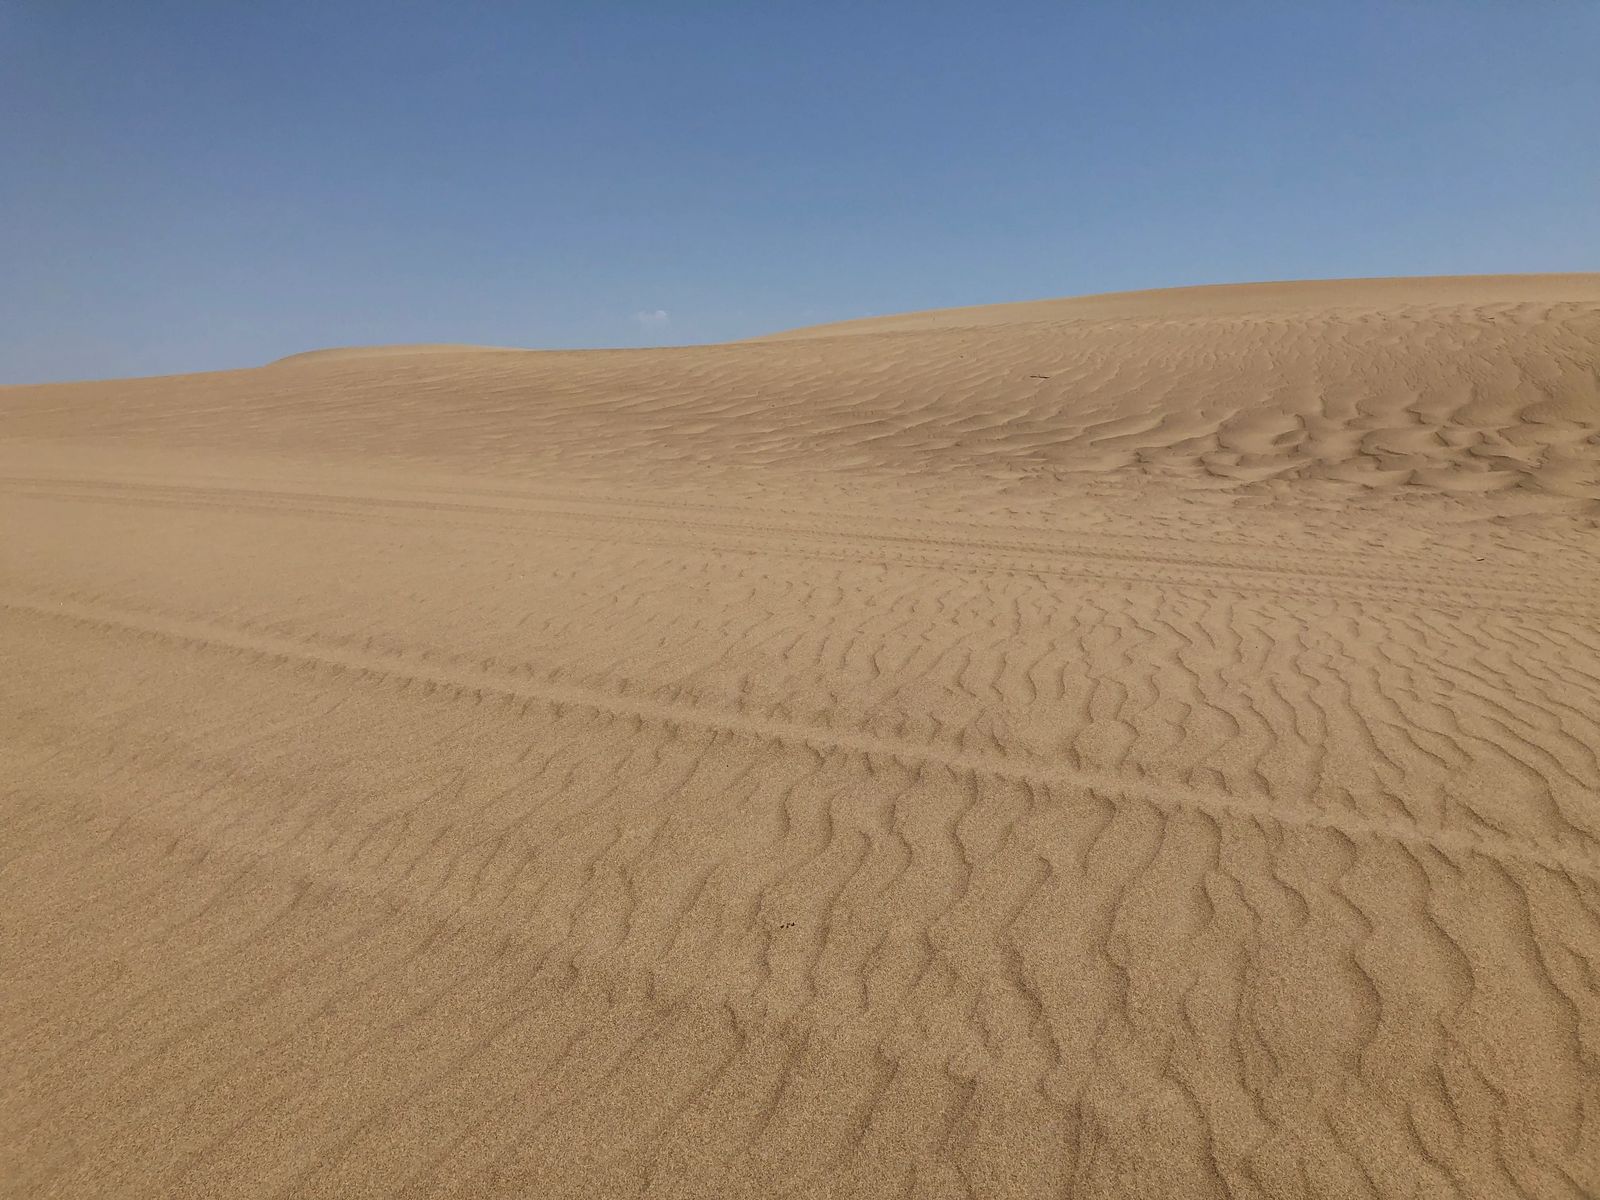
[3,2,1596,382]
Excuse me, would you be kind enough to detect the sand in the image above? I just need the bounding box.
[3,274,1599,1197]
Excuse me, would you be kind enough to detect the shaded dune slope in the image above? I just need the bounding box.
[3,275,1599,1198]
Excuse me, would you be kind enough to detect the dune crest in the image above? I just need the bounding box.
[270,343,532,366]
[3,274,1599,1197]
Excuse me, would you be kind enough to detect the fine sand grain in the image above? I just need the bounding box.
[3,274,1599,1197]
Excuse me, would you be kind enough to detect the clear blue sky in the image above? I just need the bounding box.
[3,2,1596,382]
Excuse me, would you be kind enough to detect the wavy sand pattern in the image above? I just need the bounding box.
[3,275,1599,1197]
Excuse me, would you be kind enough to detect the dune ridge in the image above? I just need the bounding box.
[3,274,1599,1197]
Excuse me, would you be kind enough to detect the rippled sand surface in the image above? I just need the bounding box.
[4,275,1599,1198]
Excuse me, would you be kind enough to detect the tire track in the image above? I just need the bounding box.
[7,590,1597,883]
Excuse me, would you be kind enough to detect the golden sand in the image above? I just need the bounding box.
[3,275,1599,1197]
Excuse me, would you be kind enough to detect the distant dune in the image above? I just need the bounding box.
[270,343,532,365]
[4,275,1599,1197]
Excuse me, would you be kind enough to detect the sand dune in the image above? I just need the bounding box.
[3,274,1599,1197]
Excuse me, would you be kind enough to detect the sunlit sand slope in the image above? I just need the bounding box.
[3,275,1599,1198]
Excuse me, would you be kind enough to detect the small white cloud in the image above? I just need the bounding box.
[634,309,669,333]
